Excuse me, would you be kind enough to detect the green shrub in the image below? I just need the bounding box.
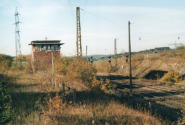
[176,45,185,50]
[0,81,12,124]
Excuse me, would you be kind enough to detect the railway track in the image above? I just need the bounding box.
[112,79,185,109]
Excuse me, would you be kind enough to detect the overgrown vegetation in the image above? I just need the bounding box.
[0,54,13,73]
[0,50,185,124]
[0,75,13,124]
[176,45,185,50]
[55,57,97,87]
[10,55,33,73]
[95,60,111,73]
[161,70,180,84]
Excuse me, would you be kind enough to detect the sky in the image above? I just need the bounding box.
[0,0,185,56]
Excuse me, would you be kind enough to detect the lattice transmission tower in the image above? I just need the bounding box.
[76,7,82,57]
[14,8,22,61]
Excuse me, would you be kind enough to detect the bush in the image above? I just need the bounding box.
[176,45,185,50]
[161,70,180,83]
[22,55,33,73]
[9,55,33,73]
[0,54,13,72]
[95,60,111,73]
[54,57,72,75]
[55,57,97,86]
[0,81,12,124]
[100,79,112,92]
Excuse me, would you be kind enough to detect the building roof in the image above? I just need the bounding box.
[29,40,64,45]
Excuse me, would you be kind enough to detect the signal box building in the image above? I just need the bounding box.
[29,40,64,71]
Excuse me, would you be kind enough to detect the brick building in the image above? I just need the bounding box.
[29,40,64,71]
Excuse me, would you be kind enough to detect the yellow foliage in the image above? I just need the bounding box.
[161,70,180,83]
[23,55,33,73]
[54,57,97,86]
[95,60,111,73]
[101,79,112,92]
[44,93,64,115]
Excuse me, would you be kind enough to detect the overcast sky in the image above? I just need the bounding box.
[0,0,185,56]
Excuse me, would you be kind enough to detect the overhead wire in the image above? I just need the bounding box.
[80,7,127,30]
[66,1,131,54]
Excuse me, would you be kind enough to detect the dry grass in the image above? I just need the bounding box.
[3,70,168,125]
[95,59,111,73]
[3,50,185,124]
[182,94,185,124]
[58,101,163,125]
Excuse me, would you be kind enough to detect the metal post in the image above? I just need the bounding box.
[128,21,133,96]
[51,52,54,86]
[114,38,117,66]
[114,38,117,56]
[62,82,65,93]
[73,88,76,103]
[86,45,88,60]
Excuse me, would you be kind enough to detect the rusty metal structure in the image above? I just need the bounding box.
[29,40,64,71]
[76,7,82,57]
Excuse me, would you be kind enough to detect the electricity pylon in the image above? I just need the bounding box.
[14,7,22,62]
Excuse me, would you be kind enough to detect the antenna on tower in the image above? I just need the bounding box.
[14,7,22,62]
[76,7,82,57]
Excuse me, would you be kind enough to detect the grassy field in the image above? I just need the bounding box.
[2,71,183,125]
[0,49,185,125]
[0,72,167,125]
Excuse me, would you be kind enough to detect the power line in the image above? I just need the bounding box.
[80,7,126,29]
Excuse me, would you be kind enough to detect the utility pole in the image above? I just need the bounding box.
[114,38,117,56]
[76,7,82,57]
[128,21,133,96]
[51,52,55,86]
[86,45,88,59]
[114,38,117,66]
[14,7,22,63]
